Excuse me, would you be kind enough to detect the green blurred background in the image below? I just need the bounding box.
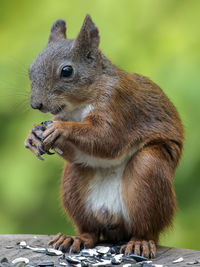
[0,0,200,250]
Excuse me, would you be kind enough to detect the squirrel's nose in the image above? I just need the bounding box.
[31,102,43,110]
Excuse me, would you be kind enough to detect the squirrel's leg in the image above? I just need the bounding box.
[121,144,176,258]
[49,163,99,253]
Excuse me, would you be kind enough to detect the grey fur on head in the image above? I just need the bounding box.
[29,14,113,118]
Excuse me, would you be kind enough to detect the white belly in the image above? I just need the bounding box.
[86,162,130,224]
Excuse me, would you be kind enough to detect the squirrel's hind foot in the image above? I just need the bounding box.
[120,239,156,258]
[49,232,97,253]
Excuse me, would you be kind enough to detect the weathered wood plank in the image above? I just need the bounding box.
[0,235,200,266]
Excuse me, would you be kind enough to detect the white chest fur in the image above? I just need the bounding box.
[58,104,93,122]
[86,162,130,223]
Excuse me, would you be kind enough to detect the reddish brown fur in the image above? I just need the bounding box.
[25,15,184,257]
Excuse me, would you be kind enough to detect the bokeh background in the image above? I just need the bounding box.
[0,0,200,250]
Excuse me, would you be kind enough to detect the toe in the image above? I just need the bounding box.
[149,240,156,258]
[48,233,63,246]
[60,236,73,252]
[124,241,134,255]
[71,237,82,253]
[53,234,67,250]
[120,244,126,254]
[142,241,150,258]
[134,241,141,256]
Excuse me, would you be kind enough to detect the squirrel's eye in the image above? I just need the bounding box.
[61,65,73,78]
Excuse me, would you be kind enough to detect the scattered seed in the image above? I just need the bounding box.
[37,262,54,267]
[58,262,67,266]
[81,262,89,267]
[46,248,63,256]
[19,241,27,248]
[102,256,112,260]
[0,259,8,264]
[111,257,122,265]
[93,259,111,266]
[109,246,120,254]
[96,247,110,255]
[173,257,184,263]
[42,121,53,126]
[54,147,63,155]
[5,246,13,249]
[15,262,26,267]
[27,246,46,253]
[186,260,199,265]
[136,261,152,265]
[0,263,11,267]
[127,254,148,262]
[80,249,98,257]
[65,256,80,264]
[12,258,29,264]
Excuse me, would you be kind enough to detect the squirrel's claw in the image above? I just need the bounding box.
[36,153,44,161]
[46,150,55,155]
[120,239,156,259]
[43,125,61,152]
[25,137,45,160]
[25,121,57,160]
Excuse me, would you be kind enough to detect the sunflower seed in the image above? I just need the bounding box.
[109,246,120,254]
[27,246,46,253]
[127,254,148,262]
[186,260,199,265]
[173,257,184,263]
[96,247,110,255]
[58,262,68,266]
[80,249,98,257]
[19,241,27,248]
[54,147,63,155]
[46,248,63,256]
[37,262,54,267]
[81,262,89,267]
[111,254,123,265]
[5,246,13,249]
[12,258,29,264]
[66,256,80,264]
[0,259,8,264]
[93,259,111,266]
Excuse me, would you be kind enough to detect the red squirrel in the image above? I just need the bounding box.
[25,15,184,258]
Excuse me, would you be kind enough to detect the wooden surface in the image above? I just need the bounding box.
[0,235,200,266]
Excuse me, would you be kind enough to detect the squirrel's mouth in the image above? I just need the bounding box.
[51,104,66,115]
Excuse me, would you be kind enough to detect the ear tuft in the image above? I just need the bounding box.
[73,14,100,56]
[48,19,66,43]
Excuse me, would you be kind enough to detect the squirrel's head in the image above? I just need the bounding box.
[29,15,102,117]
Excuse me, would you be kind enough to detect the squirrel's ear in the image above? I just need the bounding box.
[48,19,66,43]
[73,15,100,56]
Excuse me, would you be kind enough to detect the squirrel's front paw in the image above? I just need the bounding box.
[24,121,54,160]
[42,121,67,153]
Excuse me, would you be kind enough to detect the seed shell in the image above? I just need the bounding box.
[173,257,184,263]
[12,258,29,264]
[37,262,54,267]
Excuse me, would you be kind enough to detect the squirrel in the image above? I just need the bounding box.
[25,14,184,258]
